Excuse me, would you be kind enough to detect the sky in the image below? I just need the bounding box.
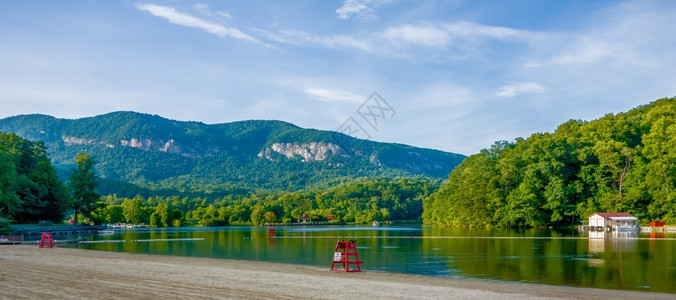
[1,1,675,155]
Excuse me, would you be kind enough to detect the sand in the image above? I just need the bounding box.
[0,245,672,300]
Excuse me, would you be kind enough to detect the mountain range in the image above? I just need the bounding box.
[0,111,464,196]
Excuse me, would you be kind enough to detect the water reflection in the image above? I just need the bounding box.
[588,231,605,253]
[71,225,676,293]
[588,230,639,254]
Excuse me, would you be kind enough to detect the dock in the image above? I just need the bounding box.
[10,225,107,237]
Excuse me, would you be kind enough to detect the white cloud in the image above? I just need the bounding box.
[135,3,259,44]
[443,22,535,41]
[495,82,546,97]
[382,22,541,49]
[528,3,675,69]
[382,25,450,48]
[261,21,539,57]
[336,0,377,21]
[192,3,231,19]
[264,29,372,51]
[302,87,365,103]
[511,1,676,114]
[216,11,232,19]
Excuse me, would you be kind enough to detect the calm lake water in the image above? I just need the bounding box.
[68,225,676,293]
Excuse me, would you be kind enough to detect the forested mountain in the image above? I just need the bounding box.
[423,98,676,227]
[0,112,464,197]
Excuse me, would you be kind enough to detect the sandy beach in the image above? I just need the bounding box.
[0,245,672,300]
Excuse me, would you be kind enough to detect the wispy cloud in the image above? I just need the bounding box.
[263,29,372,51]
[382,22,542,49]
[135,3,261,45]
[526,2,675,69]
[495,82,546,97]
[336,0,379,21]
[192,3,231,19]
[302,87,365,103]
[261,21,540,58]
[382,25,450,48]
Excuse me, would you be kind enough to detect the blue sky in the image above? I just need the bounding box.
[1,1,675,155]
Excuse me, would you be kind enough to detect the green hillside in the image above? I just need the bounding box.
[0,111,464,197]
[423,98,676,227]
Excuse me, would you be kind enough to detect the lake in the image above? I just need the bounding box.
[68,225,676,293]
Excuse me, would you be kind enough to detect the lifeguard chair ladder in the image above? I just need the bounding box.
[39,233,54,248]
[330,240,362,272]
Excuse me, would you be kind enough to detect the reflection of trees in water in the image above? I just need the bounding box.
[75,226,676,293]
[421,228,673,291]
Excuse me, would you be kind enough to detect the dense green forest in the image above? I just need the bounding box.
[91,178,439,227]
[0,129,438,228]
[0,111,464,194]
[0,111,456,229]
[423,98,676,227]
[0,132,68,226]
[5,99,676,229]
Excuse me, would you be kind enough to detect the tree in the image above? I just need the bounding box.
[122,195,146,224]
[423,98,676,227]
[250,205,263,226]
[152,203,171,227]
[0,152,19,218]
[92,205,124,224]
[69,153,101,224]
[0,217,11,235]
[263,211,277,224]
[1,133,68,223]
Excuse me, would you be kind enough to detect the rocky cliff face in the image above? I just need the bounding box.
[119,138,189,155]
[258,142,345,162]
[62,136,98,146]
[62,136,199,157]
[62,135,348,162]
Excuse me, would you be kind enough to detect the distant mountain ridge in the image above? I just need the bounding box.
[0,111,465,195]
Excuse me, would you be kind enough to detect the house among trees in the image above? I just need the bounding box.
[298,214,310,223]
[588,213,639,231]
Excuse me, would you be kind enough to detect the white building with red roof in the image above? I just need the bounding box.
[588,212,639,231]
[298,214,310,224]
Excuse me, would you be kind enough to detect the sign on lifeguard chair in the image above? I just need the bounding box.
[39,233,54,248]
[330,240,362,272]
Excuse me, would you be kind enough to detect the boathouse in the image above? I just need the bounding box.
[588,212,638,231]
[298,214,310,223]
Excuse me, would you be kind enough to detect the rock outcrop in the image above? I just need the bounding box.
[258,142,345,162]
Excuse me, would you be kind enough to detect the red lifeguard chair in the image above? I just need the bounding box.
[39,233,54,248]
[330,240,362,272]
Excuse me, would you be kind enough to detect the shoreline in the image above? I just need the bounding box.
[1,245,672,299]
